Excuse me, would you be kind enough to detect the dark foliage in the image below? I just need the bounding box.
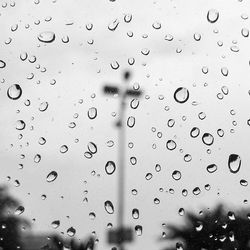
[164,204,250,250]
[0,185,30,250]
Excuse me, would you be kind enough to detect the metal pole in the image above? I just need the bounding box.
[117,87,127,250]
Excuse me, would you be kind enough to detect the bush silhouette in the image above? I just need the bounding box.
[0,185,30,250]
[163,204,250,250]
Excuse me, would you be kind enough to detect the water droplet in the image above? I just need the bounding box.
[51,220,60,229]
[202,133,214,146]
[104,200,114,214]
[193,187,201,195]
[152,21,161,29]
[38,137,46,145]
[145,173,153,180]
[207,9,219,23]
[172,170,182,180]
[130,99,139,109]
[39,101,49,112]
[228,154,241,173]
[15,206,24,215]
[127,116,135,128]
[135,225,142,236]
[38,31,55,43]
[241,28,249,37]
[7,84,22,100]
[87,142,97,154]
[174,87,189,103]
[166,140,177,150]
[130,157,137,165]
[20,52,28,61]
[84,151,92,159]
[141,48,150,55]
[167,119,175,127]
[124,14,132,23]
[16,120,26,130]
[108,19,119,31]
[190,127,200,138]
[184,154,192,162]
[87,107,97,119]
[60,145,68,153]
[207,164,218,173]
[85,23,93,31]
[165,34,174,41]
[132,208,139,219]
[89,212,96,220]
[221,67,228,76]
[230,45,239,52]
[193,33,201,41]
[110,61,119,70]
[67,227,76,237]
[46,171,58,182]
[105,161,116,175]
[0,60,6,68]
[34,154,41,163]
[240,179,248,186]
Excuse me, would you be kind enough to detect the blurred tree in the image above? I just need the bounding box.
[70,237,95,250]
[163,204,250,250]
[0,185,30,250]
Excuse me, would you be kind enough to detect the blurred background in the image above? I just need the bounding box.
[1,0,250,249]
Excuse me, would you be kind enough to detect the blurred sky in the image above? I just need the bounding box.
[1,0,250,249]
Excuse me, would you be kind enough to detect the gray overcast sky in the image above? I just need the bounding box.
[1,0,250,249]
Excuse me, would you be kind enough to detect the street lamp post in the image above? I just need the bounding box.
[103,71,142,250]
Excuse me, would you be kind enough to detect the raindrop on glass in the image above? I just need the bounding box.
[207,9,219,23]
[37,31,55,43]
[228,154,241,173]
[46,171,58,182]
[7,84,22,100]
[174,87,189,103]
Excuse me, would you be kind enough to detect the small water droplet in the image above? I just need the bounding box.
[60,145,68,153]
[241,28,249,37]
[207,164,218,173]
[132,208,139,219]
[104,200,114,214]
[34,154,41,163]
[0,60,6,69]
[135,225,142,236]
[39,101,49,112]
[127,116,135,128]
[108,19,119,31]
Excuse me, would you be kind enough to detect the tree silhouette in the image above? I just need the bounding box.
[69,236,95,250]
[163,204,250,250]
[0,185,30,250]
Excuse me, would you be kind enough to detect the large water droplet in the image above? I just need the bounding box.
[60,145,68,153]
[51,220,60,229]
[46,171,58,182]
[87,142,97,154]
[207,9,219,23]
[87,107,97,119]
[172,170,182,180]
[38,31,55,43]
[190,127,200,138]
[7,84,22,100]
[105,161,116,175]
[228,154,241,173]
[127,116,135,128]
[67,227,76,237]
[15,206,25,215]
[104,200,114,214]
[166,140,177,150]
[135,225,142,236]
[15,120,26,130]
[174,87,189,103]
[202,133,214,146]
